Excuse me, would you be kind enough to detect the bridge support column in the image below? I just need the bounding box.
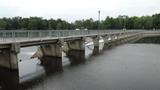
[111,35,120,47]
[0,43,20,89]
[92,36,99,55]
[66,38,85,65]
[0,43,20,71]
[102,36,110,50]
[118,35,128,44]
[116,33,124,45]
[118,39,124,45]
[39,44,63,73]
[107,35,118,48]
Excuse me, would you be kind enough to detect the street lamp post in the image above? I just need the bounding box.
[98,10,101,36]
[98,10,100,30]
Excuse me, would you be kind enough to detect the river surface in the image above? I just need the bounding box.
[1,39,160,90]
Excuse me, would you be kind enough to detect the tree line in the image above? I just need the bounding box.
[0,13,160,30]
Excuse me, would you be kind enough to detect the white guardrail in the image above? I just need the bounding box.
[0,30,149,43]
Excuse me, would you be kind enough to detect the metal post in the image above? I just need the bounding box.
[98,10,100,30]
[98,10,100,36]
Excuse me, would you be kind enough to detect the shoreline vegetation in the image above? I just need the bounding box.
[0,13,159,30]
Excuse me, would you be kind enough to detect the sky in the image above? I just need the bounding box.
[0,0,160,22]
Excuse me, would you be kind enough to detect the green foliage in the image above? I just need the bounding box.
[48,19,56,30]
[153,14,160,29]
[11,17,22,29]
[0,19,7,29]
[0,13,160,30]
[21,18,29,30]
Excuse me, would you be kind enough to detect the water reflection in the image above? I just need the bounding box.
[0,68,19,90]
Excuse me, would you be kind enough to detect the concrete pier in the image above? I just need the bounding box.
[66,38,85,65]
[39,44,63,73]
[92,36,99,55]
[0,43,20,70]
[67,50,85,65]
[102,35,110,50]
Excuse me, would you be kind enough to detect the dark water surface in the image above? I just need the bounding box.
[136,36,160,44]
[20,44,160,90]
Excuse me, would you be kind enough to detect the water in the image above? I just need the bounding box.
[136,36,160,44]
[1,38,160,90]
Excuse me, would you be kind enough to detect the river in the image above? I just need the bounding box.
[1,37,160,90]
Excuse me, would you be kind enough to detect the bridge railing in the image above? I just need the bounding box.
[0,30,144,43]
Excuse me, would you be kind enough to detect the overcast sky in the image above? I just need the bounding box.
[0,0,159,22]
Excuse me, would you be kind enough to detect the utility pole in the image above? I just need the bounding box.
[98,10,100,30]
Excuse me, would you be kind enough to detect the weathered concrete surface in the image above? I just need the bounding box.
[31,44,63,72]
[0,43,20,70]
[102,36,109,50]
[31,44,62,59]
[92,36,99,55]
[41,44,62,57]
[40,44,63,72]
[66,38,85,64]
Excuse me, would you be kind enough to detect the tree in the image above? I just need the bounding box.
[0,13,160,30]
[48,19,57,30]
[74,20,84,29]
[28,17,46,30]
[11,17,22,29]
[142,16,153,29]
[0,19,7,30]
[153,14,160,29]
[83,18,94,29]
[20,18,29,30]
